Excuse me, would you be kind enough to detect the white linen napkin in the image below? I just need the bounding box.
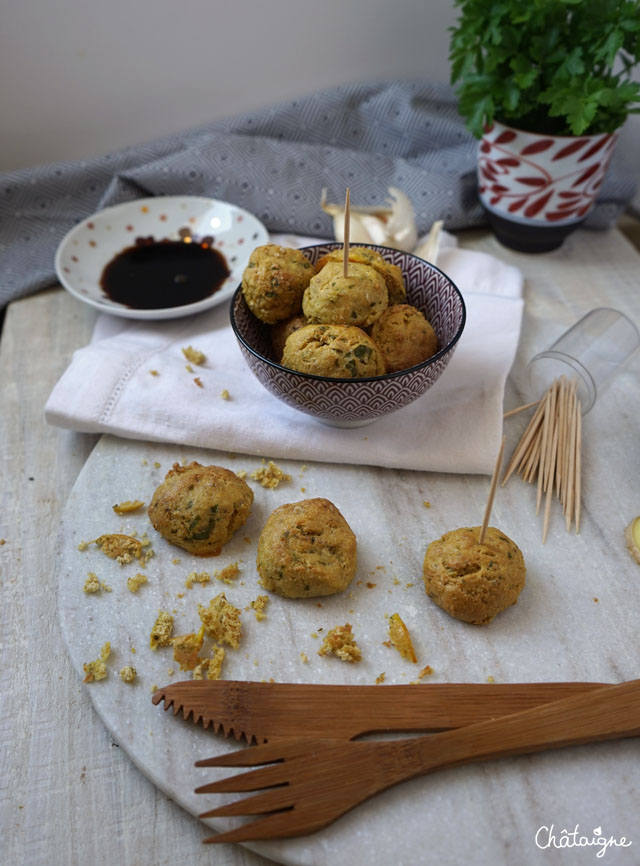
[45,235,524,474]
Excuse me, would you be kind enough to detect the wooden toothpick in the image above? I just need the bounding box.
[343,188,350,278]
[479,436,506,544]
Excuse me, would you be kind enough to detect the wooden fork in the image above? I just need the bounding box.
[194,678,640,843]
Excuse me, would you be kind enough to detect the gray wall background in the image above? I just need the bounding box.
[0,0,457,170]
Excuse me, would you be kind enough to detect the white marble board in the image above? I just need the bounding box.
[56,434,639,866]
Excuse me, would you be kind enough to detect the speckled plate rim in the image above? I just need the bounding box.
[230,243,467,382]
[54,196,269,321]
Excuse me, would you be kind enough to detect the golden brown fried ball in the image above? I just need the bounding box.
[302,261,388,328]
[257,498,357,598]
[423,527,525,625]
[148,462,253,556]
[271,313,308,361]
[281,324,386,378]
[242,244,313,324]
[315,246,406,304]
[369,304,438,373]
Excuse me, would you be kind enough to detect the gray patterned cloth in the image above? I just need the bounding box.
[0,80,637,309]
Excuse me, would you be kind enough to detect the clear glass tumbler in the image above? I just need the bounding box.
[528,307,640,413]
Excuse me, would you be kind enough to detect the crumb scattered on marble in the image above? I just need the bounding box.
[388,613,417,663]
[250,459,291,489]
[220,389,230,400]
[215,562,240,584]
[150,611,174,650]
[248,594,269,621]
[185,571,211,589]
[423,501,431,508]
[90,534,144,565]
[300,652,309,664]
[194,377,204,388]
[149,370,159,377]
[193,646,225,680]
[83,642,111,683]
[318,624,362,663]
[153,461,161,469]
[198,593,242,648]
[185,363,194,373]
[113,500,145,514]
[127,573,148,593]
[487,675,495,683]
[119,666,137,684]
[375,672,386,684]
[173,626,205,671]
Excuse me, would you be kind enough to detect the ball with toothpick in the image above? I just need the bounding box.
[422,438,527,625]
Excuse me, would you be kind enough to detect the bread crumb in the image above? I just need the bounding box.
[193,646,225,680]
[250,459,291,489]
[300,651,309,664]
[127,573,148,593]
[487,675,495,683]
[388,613,417,663]
[593,597,599,603]
[150,611,174,650]
[215,562,240,584]
[83,642,111,683]
[154,462,161,469]
[185,571,211,589]
[113,500,145,514]
[423,501,431,508]
[173,626,205,671]
[182,345,206,365]
[198,593,242,648]
[375,672,386,684]
[150,684,158,693]
[149,370,159,377]
[220,389,230,400]
[185,363,194,373]
[318,623,362,663]
[119,666,137,684]
[366,582,376,589]
[91,533,144,565]
[83,572,101,593]
[0,538,6,545]
[248,594,269,621]
[418,665,434,679]
[237,469,247,479]
[193,377,204,388]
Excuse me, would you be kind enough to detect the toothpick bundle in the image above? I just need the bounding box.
[503,377,582,542]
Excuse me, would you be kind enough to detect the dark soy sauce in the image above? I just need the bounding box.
[100,237,230,309]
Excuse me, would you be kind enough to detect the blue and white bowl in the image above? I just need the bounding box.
[230,243,466,427]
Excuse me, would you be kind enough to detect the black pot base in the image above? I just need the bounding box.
[484,209,583,253]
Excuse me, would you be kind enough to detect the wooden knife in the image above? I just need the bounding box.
[151,679,609,743]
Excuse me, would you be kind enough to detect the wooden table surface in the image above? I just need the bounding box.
[2,226,639,866]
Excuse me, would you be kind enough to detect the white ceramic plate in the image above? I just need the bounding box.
[56,436,638,866]
[54,196,269,320]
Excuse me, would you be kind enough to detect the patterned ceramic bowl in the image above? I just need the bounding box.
[230,243,466,427]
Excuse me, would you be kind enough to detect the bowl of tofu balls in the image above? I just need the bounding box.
[230,242,466,427]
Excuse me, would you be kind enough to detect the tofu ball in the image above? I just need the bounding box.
[257,498,357,598]
[369,304,438,372]
[303,261,388,328]
[315,246,406,304]
[271,313,308,361]
[148,462,253,556]
[281,324,386,378]
[242,244,313,324]
[423,527,526,624]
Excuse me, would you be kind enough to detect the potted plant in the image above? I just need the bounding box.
[449,0,640,252]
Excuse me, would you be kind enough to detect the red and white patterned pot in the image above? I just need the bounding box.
[478,120,618,252]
